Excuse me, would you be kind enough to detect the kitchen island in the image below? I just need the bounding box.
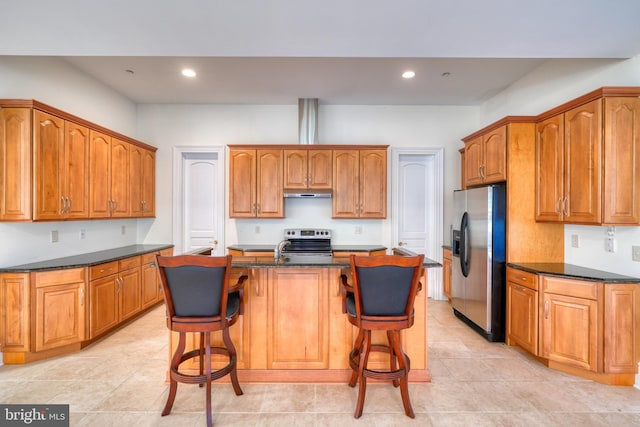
[175,249,440,383]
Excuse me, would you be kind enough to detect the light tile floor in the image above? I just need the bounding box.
[1,299,639,426]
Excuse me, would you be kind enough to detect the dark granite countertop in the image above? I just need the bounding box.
[231,255,441,269]
[0,244,174,272]
[508,262,640,283]
[227,244,388,253]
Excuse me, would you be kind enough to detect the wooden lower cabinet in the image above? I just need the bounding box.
[442,248,452,302]
[507,269,640,385]
[1,273,30,352]
[34,269,86,352]
[169,266,429,382]
[506,268,538,355]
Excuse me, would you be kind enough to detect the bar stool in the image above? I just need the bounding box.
[156,254,247,427]
[341,254,424,418]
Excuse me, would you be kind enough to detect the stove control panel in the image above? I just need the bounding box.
[284,228,332,239]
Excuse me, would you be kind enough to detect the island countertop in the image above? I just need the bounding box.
[230,254,441,268]
[507,262,640,283]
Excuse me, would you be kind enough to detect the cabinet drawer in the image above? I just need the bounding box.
[34,268,85,288]
[119,256,141,271]
[506,268,538,291]
[90,261,118,280]
[542,276,601,300]
[141,252,158,265]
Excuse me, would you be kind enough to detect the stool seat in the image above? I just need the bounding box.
[157,254,247,427]
[341,254,424,419]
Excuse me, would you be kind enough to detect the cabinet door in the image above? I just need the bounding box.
[256,149,283,217]
[89,130,112,218]
[63,121,90,219]
[229,149,256,217]
[507,281,538,355]
[0,273,30,351]
[535,115,564,222]
[110,138,130,217]
[442,248,452,301]
[564,100,602,224]
[483,125,506,183]
[603,97,640,224]
[267,268,329,369]
[541,292,598,371]
[119,267,141,321]
[33,110,65,220]
[332,150,359,218]
[464,136,484,187]
[283,149,307,189]
[140,260,159,310]
[141,149,155,217]
[34,269,86,352]
[0,108,32,220]
[604,284,640,374]
[308,149,332,189]
[89,275,119,338]
[359,149,387,218]
[129,145,143,217]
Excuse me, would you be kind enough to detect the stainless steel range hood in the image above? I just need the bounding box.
[283,188,332,198]
[298,98,318,145]
[283,98,332,198]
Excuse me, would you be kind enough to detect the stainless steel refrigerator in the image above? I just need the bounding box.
[451,184,506,342]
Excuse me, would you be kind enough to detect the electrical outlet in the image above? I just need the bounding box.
[605,237,616,252]
[121,225,126,235]
[80,229,86,240]
[50,230,59,243]
[355,226,362,235]
[571,234,579,248]
[255,226,261,234]
[632,246,640,262]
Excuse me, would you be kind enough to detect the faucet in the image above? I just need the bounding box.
[274,239,290,260]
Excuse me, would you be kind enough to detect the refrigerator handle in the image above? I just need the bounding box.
[460,211,470,277]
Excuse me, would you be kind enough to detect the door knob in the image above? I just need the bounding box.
[398,242,405,246]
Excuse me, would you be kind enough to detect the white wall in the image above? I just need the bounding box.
[0,57,141,267]
[136,103,477,252]
[479,56,640,277]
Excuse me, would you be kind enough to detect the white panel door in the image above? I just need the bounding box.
[183,153,220,254]
[173,147,225,256]
[392,148,444,299]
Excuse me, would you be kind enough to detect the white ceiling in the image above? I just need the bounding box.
[3,0,640,105]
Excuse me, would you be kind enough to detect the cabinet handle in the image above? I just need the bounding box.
[61,196,66,214]
[562,197,568,216]
[257,203,261,214]
[80,288,84,306]
[113,200,117,212]
[544,300,549,319]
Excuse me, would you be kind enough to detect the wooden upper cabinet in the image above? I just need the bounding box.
[564,100,602,224]
[536,115,564,222]
[603,97,640,224]
[536,100,602,224]
[89,130,112,218]
[283,149,332,189]
[0,108,32,220]
[332,149,386,219]
[464,125,506,187]
[33,111,90,220]
[129,145,155,217]
[229,149,283,218]
[256,149,283,217]
[0,100,156,222]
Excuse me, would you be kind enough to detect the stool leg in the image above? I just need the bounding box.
[390,330,414,418]
[354,330,371,419]
[349,329,365,387]
[204,332,213,427]
[222,326,243,396]
[199,332,205,388]
[387,330,400,387]
[163,331,185,416]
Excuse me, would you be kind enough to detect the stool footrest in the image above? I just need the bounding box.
[170,346,237,385]
[349,344,411,381]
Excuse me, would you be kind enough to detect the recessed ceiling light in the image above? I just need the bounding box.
[402,70,416,79]
[181,68,197,78]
